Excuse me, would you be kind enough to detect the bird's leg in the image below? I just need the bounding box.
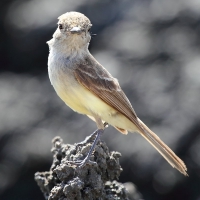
[76,122,108,145]
[75,129,98,146]
[77,128,104,167]
[67,122,108,168]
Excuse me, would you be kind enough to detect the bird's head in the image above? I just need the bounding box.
[47,12,92,53]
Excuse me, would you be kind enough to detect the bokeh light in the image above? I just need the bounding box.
[1,0,200,199]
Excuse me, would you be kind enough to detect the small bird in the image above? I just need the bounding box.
[47,11,187,176]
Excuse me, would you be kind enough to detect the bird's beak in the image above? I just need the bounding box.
[70,27,82,34]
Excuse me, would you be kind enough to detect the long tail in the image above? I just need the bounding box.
[136,118,188,176]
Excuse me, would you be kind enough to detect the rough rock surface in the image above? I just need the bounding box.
[35,136,142,200]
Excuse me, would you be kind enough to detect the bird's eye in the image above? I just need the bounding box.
[58,24,63,30]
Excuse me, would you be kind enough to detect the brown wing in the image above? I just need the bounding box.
[73,55,188,176]
[73,56,138,124]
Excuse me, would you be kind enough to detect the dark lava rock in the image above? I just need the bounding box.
[35,136,142,200]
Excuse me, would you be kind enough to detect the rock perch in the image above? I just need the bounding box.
[35,135,142,200]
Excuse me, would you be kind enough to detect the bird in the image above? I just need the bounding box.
[47,11,187,176]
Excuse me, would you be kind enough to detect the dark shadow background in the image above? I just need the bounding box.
[1,0,200,199]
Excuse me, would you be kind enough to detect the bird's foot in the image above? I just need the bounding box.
[67,156,97,168]
[68,128,105,169]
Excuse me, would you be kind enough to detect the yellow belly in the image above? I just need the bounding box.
[54,77,114,115]
[50,68,137,132]
[55,81,137,132]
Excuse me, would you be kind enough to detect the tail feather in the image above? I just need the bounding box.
[137,118,188,176]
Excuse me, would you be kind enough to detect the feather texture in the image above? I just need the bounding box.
[74,54,188,176]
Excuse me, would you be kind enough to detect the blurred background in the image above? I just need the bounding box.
[1,0,200,199]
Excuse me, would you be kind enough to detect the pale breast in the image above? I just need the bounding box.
[48,54,92,114]
[47,51,119,122]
